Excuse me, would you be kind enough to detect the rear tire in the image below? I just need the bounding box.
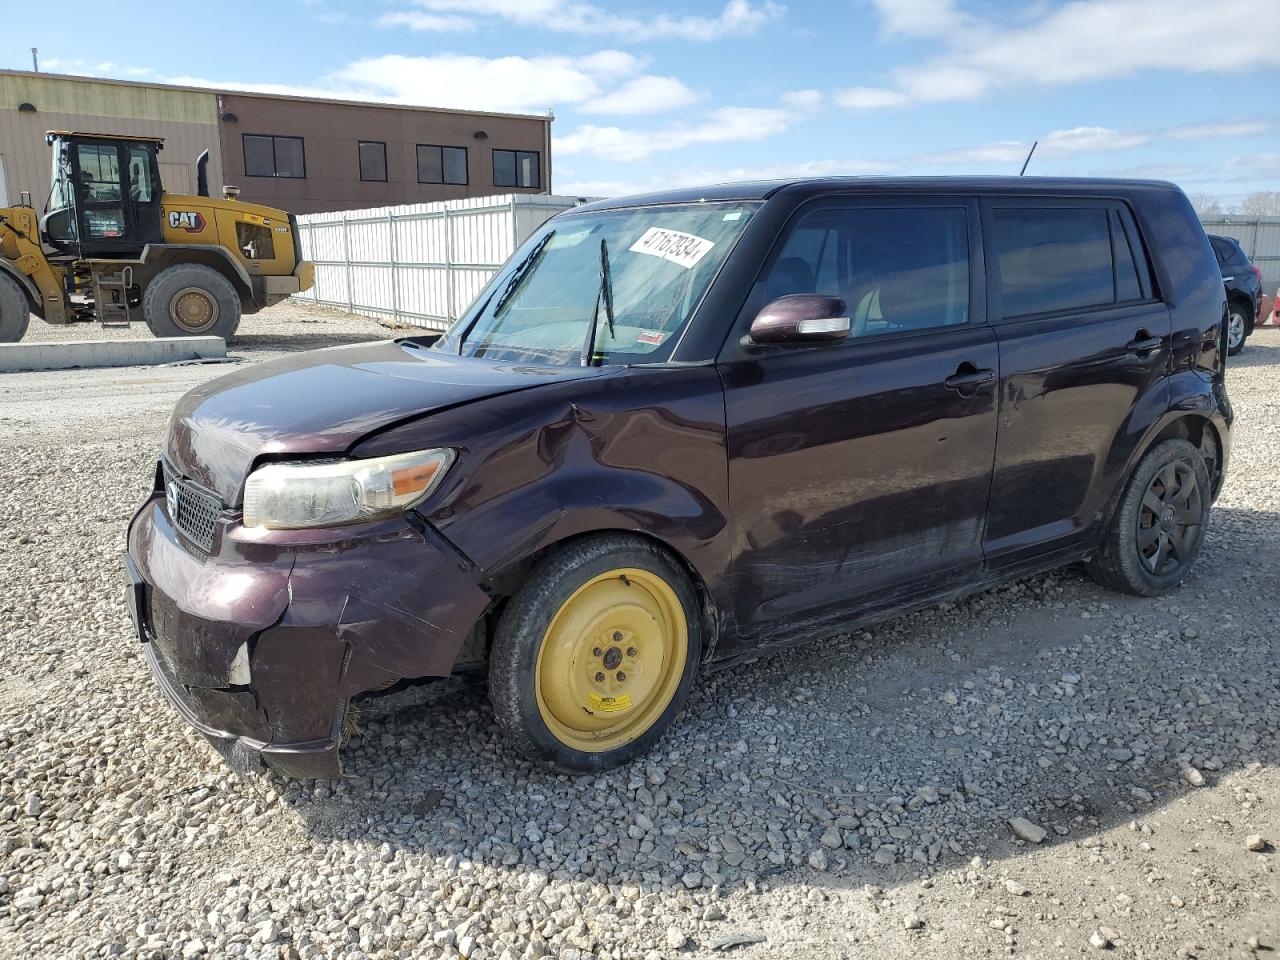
[488,535,703,774]
[1226,304,1249,355]
[142,265,241,341]
[0,273,31,342]
[1088,439,1211,596]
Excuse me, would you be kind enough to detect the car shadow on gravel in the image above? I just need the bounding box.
[264,506,1279,899]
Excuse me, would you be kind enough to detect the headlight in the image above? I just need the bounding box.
[242,449,454,530]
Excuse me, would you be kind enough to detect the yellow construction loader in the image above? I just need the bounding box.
[0,131,314,342]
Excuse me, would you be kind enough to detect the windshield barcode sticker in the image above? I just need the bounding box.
[629,227,715,269]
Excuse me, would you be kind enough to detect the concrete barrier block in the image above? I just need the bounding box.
[0,337,226,373]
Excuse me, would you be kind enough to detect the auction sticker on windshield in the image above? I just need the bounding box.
[629,227,715,269]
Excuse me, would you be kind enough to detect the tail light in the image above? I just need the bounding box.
[1250,265,1262,282]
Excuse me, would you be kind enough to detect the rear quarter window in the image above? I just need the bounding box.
[1210,236,1250,268]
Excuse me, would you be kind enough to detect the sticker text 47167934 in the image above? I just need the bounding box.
[629,227,715,269]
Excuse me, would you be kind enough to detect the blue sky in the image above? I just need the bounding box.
[7,0,1279,203]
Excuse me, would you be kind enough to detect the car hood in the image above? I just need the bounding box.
[167,339,607,503]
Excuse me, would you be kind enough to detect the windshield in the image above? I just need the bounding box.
[442,201,759,365]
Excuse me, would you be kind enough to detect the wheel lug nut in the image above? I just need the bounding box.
[592,647,602,657]
[626,647,637,657]
[595,672,605,682]
[613,631,623,642]
[616,671,626,682]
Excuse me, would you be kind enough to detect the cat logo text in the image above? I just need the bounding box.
[167,211,207,232]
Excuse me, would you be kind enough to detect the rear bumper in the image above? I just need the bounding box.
[124,496,491,778]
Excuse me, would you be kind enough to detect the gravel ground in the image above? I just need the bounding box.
[2,306,1277,960]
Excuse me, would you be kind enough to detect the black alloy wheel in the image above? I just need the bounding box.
[1136,458,1204,576]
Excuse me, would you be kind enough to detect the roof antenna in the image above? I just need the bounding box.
[1019,140,1038,176]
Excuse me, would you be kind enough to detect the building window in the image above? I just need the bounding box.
[358,141,387,182]
[417,144,468,185]
[493,149,540,188]
[242,134,306,179]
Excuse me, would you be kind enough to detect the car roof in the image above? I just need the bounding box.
[572,176,1184,213]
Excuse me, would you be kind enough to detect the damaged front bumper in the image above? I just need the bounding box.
[124,495,491,778]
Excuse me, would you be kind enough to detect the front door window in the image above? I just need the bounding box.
[77,143,126,240]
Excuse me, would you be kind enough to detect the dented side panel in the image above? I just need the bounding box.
[353,365,733,606]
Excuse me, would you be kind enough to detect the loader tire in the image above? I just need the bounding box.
[0,273,31,342]
[143,265,241,341]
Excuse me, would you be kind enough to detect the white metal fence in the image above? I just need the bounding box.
[291,194,584,330]
[1200,215,1280,292]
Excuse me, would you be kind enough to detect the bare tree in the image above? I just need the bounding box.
[1238,192,1280,217]
[1189,193,1225,218]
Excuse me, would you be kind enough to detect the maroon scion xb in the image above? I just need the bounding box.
[126,177,1232,777]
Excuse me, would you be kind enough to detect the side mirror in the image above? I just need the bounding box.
[749,294,850,345]
[41,208,76,246]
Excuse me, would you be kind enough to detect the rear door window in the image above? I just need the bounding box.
[990,207,1114,318]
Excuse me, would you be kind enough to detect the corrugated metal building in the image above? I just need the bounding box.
[0,70,552,215]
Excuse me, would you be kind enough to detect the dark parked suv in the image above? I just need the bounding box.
[126,177,1232,777]
[1208,233,1263,354]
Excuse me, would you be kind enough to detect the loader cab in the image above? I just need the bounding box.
[41,132,164,257]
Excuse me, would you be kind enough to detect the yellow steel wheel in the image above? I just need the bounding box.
[534,567,688,752]
[170,286,219,333]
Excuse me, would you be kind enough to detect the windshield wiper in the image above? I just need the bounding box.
[493,229,555,318]
[580,237,615,366]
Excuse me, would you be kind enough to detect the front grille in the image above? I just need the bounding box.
[161,461,223,552]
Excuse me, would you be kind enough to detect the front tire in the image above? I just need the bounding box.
[0,273,31,342]
[489,535,703,773]
[1088,439,1211,596]
[1226,305,1249,355]
[142,265,241,340]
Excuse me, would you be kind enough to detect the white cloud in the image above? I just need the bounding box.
[919,126,1151,166]
[581,75,701,115]
[1166,120,1273,141]
[382,0,785,41]
[845,0,1280,109]
[780,89,823,111]
[41,58,156,79]
[867,0,970,36]
[921,119,1269,171]
[328,52,643,113]
[380,10,473,31]
[556,106,794,162]
[833,86,911,109]
[1226,154,1280,178]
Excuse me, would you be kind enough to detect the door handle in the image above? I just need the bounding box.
[1126,332,1163,353]
[944,367,995,390]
